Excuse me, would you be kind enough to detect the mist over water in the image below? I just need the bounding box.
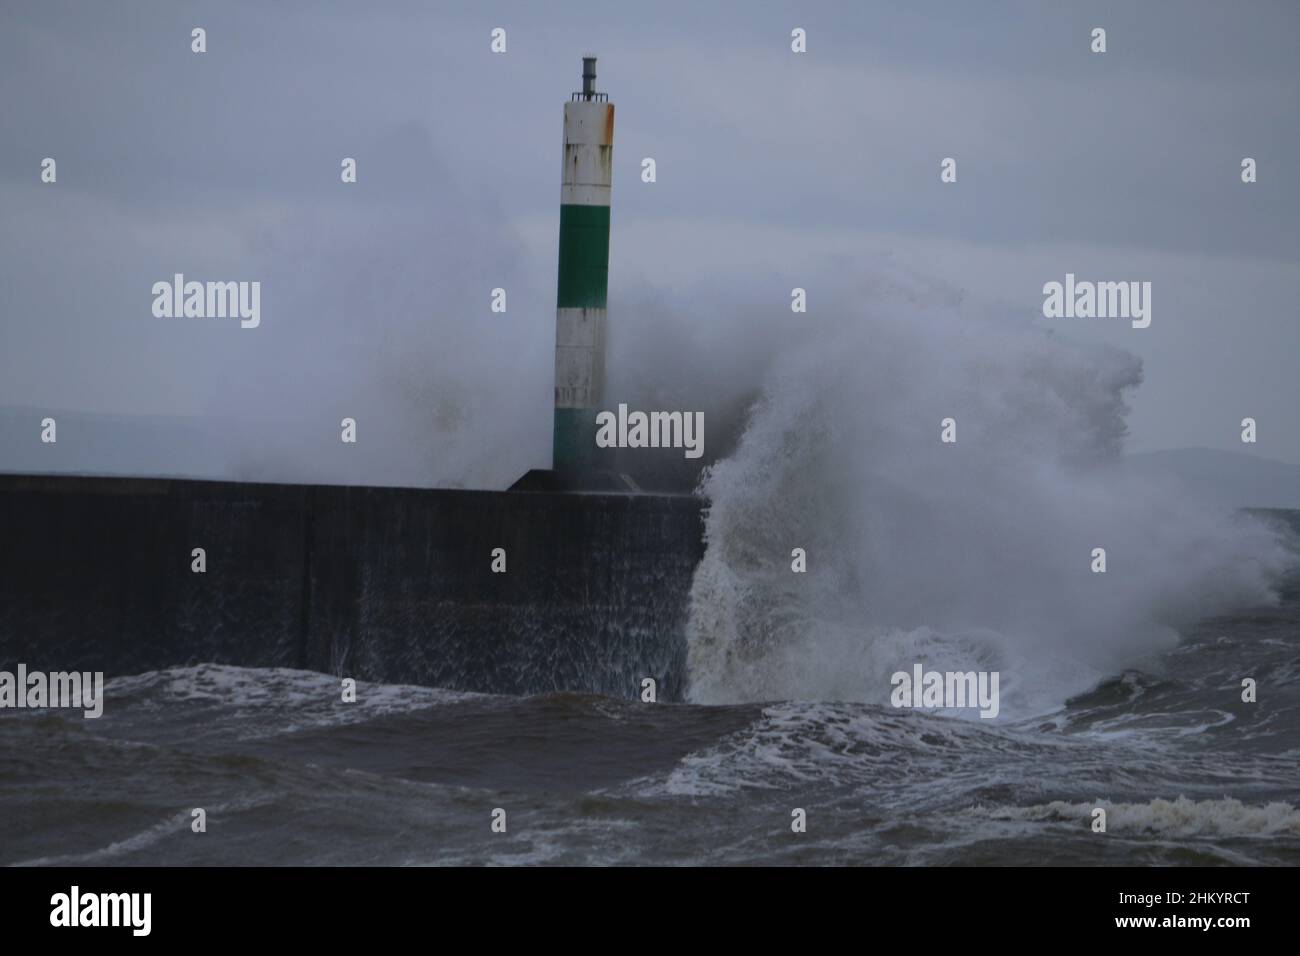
[682,267,1293,712]
[0,123,554,490]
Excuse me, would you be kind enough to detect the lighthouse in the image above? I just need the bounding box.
[552,56,614,474]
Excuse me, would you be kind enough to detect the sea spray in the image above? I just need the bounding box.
[684,272,1291,713]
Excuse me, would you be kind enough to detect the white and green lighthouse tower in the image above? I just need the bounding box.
[552,56,613,473]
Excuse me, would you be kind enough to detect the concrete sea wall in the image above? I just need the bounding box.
[0,475,705,700]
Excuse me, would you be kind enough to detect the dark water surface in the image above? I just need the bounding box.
[3,516,1298,866]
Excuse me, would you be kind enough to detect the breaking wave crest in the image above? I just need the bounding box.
[685,271,1292,712]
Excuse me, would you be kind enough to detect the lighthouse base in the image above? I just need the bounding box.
[509,468,641,494]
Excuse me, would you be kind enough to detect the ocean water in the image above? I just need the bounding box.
[1,513,1297,867]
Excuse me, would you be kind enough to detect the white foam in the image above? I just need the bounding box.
[9,795,275,867]
[973,796,1300,838]
[629,700,1071,800]
[106,663,484,739]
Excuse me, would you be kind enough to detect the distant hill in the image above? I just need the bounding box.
[1122,448,1300,510]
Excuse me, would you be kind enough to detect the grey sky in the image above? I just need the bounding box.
[1,0,1297,485]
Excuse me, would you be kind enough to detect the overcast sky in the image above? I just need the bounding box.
[1,0,1297,484]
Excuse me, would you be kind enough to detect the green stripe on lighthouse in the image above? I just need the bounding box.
[553,407,594,472]
[556,205,610,309]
